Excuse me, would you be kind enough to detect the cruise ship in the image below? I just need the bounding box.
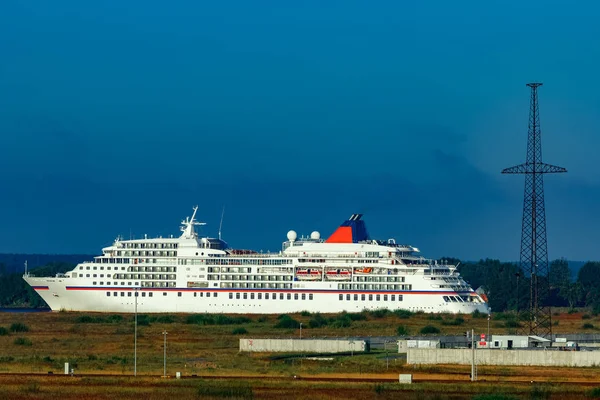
[23,208,488,314]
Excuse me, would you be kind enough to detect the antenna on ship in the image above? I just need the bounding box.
[180,205,205,239]
[218,206,225,240]
[24,260,28,277]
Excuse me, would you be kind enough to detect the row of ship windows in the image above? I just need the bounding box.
[228,292,313,300]
[120,250,177,256]
[79,266,177,273]
[437,285,469,291]
[206,259,293,266]
[339,293,404,302]
[352,276,405,282]
[121,242,179,249]
[103,290,419,301]
[113,274,176,280]
[94,257,177,264]
[220,283,293,289]
[209,275,294,281]
[75,273,176,281]
[105,291,216,298]
[298,258,380,263]
[93,282,176,288]
[107,292,155,297]
[443,295,472,303]
[337,284,413,291]
[208,267,294,273]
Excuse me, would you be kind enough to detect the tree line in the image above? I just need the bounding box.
[455,258,600,313]
[0,262,74,308]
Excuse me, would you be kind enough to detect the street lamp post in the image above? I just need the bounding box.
[487,308,491,348]
[299,323,303,340]
[385,341,389,370]
[134,288,139,377]
[162,330,168,378]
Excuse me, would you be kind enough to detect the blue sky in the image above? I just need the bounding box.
[0,1,599,260]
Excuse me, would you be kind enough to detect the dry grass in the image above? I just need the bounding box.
[0,310,599,382]
[0,374,594,400]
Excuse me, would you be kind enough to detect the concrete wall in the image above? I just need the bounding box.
[407,348,600,367]
[398,340,440,353]
[240,339,366,353]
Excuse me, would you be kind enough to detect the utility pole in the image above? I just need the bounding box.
[162,330,168,378]
[299,323,302,340]
[502,83,566,338]
[134,288,138,377]
[471,328,476,382]
[487,308,491,348]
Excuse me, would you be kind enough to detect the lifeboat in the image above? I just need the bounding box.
[325,268,351,281]
[353,267,373,275]
[296,268,321,281]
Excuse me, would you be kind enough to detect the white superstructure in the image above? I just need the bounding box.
[23,208,488,314]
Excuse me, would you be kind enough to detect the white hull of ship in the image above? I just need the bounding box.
[25,277,488,314]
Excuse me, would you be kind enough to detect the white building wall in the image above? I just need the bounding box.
[407,348,600,367]
[240,339,366,353]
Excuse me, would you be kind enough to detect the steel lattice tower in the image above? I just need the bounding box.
[502,83,566,338]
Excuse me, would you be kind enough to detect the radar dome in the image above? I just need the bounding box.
[287,230,297,241]
[310,231,321,240]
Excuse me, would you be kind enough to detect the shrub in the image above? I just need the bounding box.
[583,323,595,330]
[393,309,413,319]
[232,327,248,335]
[308,313,328,329]
[257,316,268,323]
[370,309,390,319]
[348,312,368,321]
[197,381,253,398]
[373,383,387,395]
[107,315,123,323]
[582,314,591,320]
[214,315,251,325]
[300,310,311,317]
[442,317,465,326]
[75,315,105,323]
[553,320,559,326]
[420,325,440,334]
[472,395,519,400]
[156,315,175,324]
[186,314,250,326]
[330,315,351,328]
[136,315,151,326]
[186,315,212,325]
[472,310,487,319]
[10,323,29,332]
[568,308,577,314]
[274,315,299,329]
[0,327,8,336]
[493,312,511,320]
[529,383,552,400]
[587,387,600,398]
[504,320,521,328]
[427,314,443,321]
[396,325,409,336]
[14,337,32,346]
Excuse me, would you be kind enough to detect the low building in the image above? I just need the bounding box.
[239,338,368,353]
[488,335,551,349]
